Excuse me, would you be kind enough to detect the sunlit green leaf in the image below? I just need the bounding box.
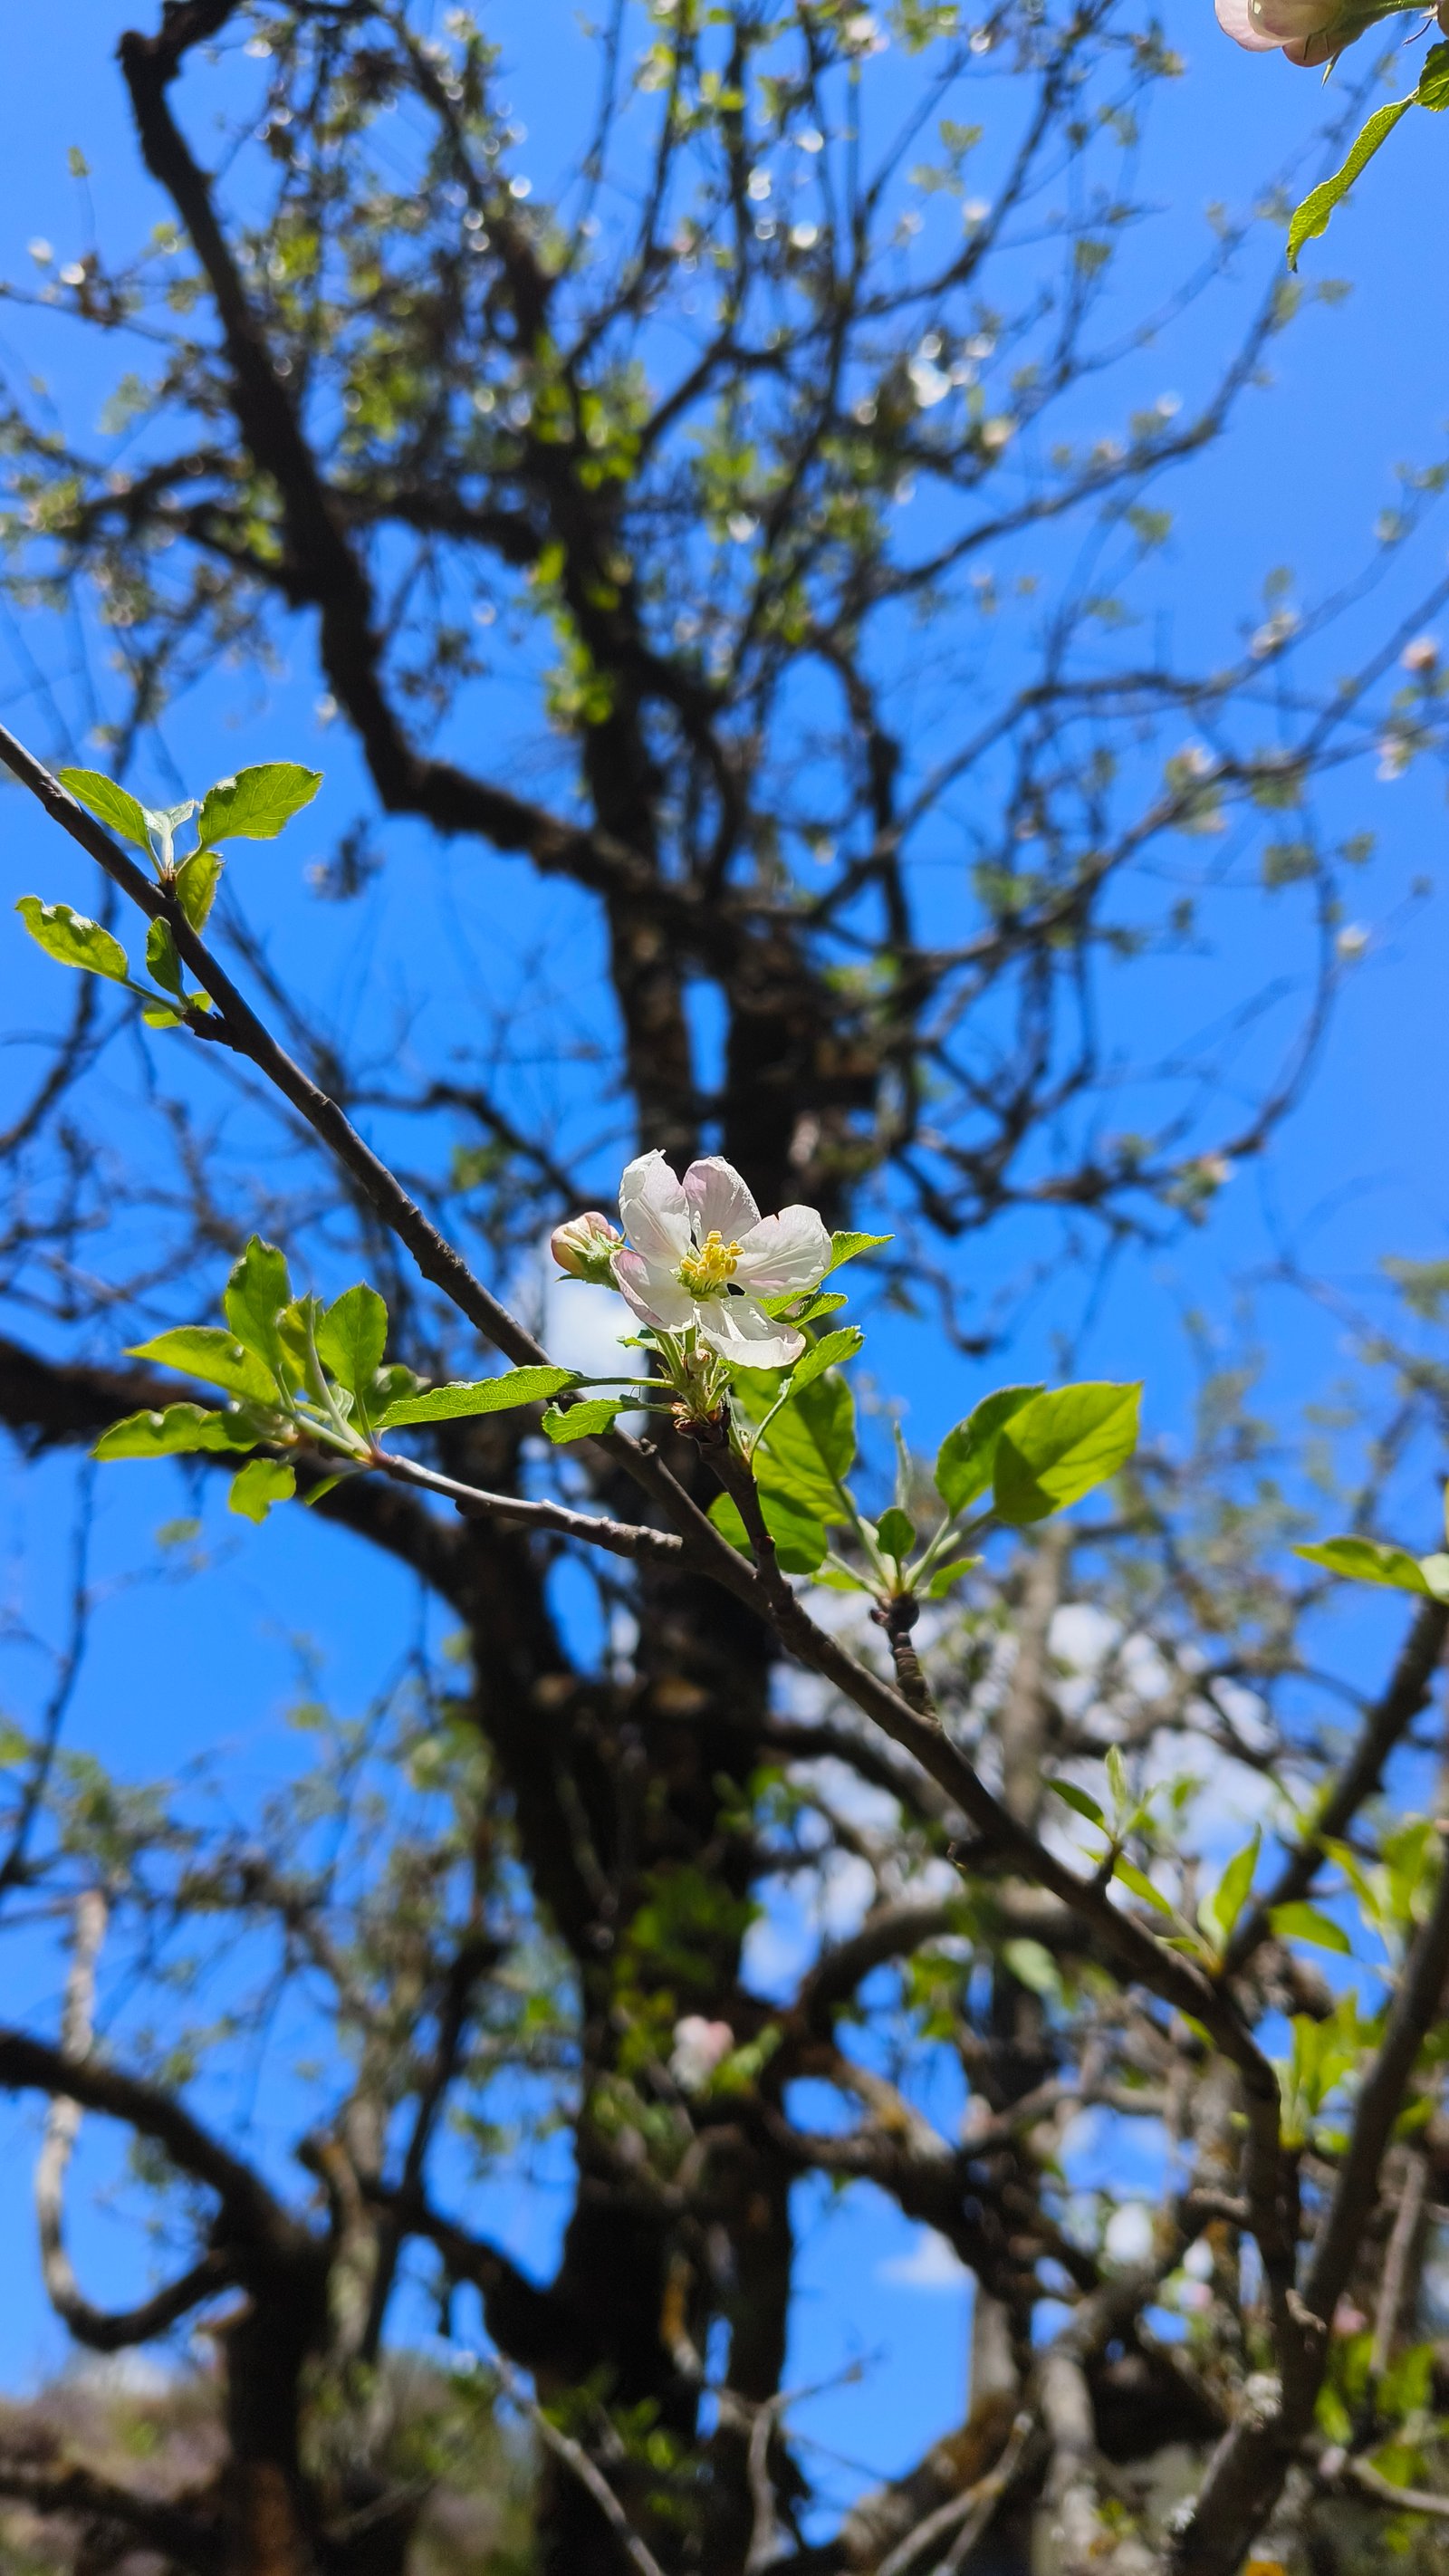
[174,849,223,929]
[316,1283,388,1408]
[926,1555,978,1599]
[56,767,151,851]
[825,1229,893,1274]
[935,1384,1043,1514]
[127,1326,278,1403]
[1287,95,1414,272]
[145,916,186,1001]
[1293,1536,1435,1595]
[542,1396,620,1442]
[1045,1776,1106,1830]
[877,1505,915,1562]
[228,1457,296,1523]
[93,1402,264,1460]
[1114,1856,1176,1919]
[788,1325,863,1393]
[197,762,322,844]
[993,1381,1142,1525]
[379,1365,579,1428]
[16,897,129,983]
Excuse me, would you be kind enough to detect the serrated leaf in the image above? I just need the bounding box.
[16,897,129,983]
[127,1326,278,1404]
[56,767,151,851]
[93,1402,264,1461]
[197,763,321,844]
[315,1283,388,1408]
[174,849,223,930]
[228,1457,296,1523]
[379,1365,579,1429]
[1114,1857,1176,1919]
[747,1373,857,1523]
[1293,1536,1435,1595]
[788,1325,863,1394]
[1270,1902,1351,1956]
[145,916,186,1001]
[877,1505,915,1562]
[935,1384,1043,1515]
[542,1397,620,1443]
[223,1237,293,1376]
[993,1382,1142,1526]
[1045,1777,1106,1830]
[792,1291,849,1326]
[1287,94,1413,272]
[826,1229,893,1274]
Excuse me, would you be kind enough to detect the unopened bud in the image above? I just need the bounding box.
[551,1211,622,1284]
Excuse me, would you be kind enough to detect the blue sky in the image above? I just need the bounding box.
[2,0,1448,2507]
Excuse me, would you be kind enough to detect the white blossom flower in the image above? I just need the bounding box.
[612,1151,830,1372]
[1216,0,1449,67]
[670,2015,734,2091]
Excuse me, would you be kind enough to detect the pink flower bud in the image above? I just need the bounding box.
[551,1211,623,1284]
[670,2015,734,2091]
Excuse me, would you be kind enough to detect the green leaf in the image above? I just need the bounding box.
[56,767,151,851]
[379,1365,579,1428]
[791,1292,849,1326]
[1001,1938,1060,2001]
[542,1397,620,1443]
[826,1230,893,1274]
[16,897,129,983]
[197,763,321,844]
[315,1283,389,1406]
[877,1505,915,1562]
[1270,1901,1351,1956]
[789,1326,863,1395]
[1287,95,1414,271]
[749,1374,857,1523]
[228,1457,296,1523]
[127,1326,278,1403]
[707,1486,828,1575]
[145,916,186,1001]
[1419,1552,1449,1601]
[174,849,223,930]
[935,1385,1043,1515]
[1293,1536,1435,1595]
[993,1382,1142,1526]
[1201,1832,1260,1948]
[1045,1776,1106,1830]
[926,1556,978,1600]
[93,1402,263,1461]
[1114,1857,1176,1919]
[1420,37,1449,107]
[223,1237,293,1376]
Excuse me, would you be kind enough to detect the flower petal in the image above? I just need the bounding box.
[1214,0,1279,48]
[619,1150,692,1265]
[683,1156,761,1245]
[613,1249,696,1332]
[732,1204,832,1297]
[696,1294,806,1372]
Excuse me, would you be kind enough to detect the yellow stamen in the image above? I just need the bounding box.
[677,1227,742,1297]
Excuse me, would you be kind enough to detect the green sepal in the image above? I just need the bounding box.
[16,896,129,983]
[228,1457,297,1523]
[197,763,322,844]
[379,1365,579,1429]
